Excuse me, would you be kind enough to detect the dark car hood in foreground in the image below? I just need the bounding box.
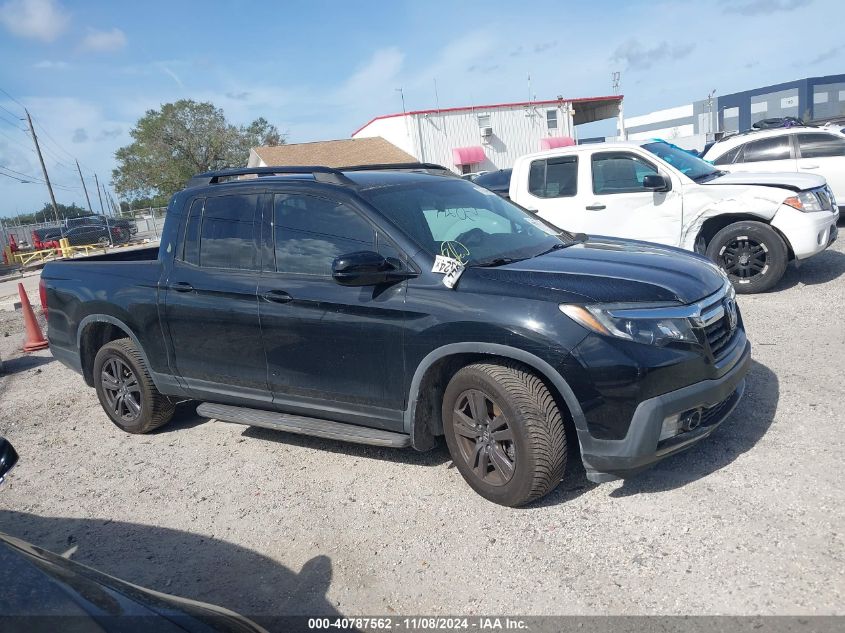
[0,532,266,633]
[470,236,725,305]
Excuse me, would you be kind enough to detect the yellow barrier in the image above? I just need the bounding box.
[12,243,106,266]
[14,248,59,267]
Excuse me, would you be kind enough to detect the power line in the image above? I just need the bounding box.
[0,170,33,183]
[0,85,97,176]
[32,118,96,175]
[0,127,34,150]
[0,102,23,120]
[0,86,26,109]
[0,165,83,196]
[0,164,45,182]
[0,111,26,130]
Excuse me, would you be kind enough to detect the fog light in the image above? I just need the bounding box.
[659,413,681,441]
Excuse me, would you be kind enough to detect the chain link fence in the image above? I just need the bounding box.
[0,207,167,251]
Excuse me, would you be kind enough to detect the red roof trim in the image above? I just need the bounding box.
[350,95,624,137]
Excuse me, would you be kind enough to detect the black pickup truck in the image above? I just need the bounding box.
[42,164,751,506]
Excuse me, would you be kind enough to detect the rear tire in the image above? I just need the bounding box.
[93,338,175,434]
[442,362,566,507]
[705,221,788,294]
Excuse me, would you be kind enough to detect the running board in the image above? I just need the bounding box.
[196,402,411,448]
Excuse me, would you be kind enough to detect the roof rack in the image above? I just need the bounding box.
[186,166,356,188]
[340,162,456,176]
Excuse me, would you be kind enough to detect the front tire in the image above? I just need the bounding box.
[93,338,175,434]
[705,221,788,294]
[442,362,566,507]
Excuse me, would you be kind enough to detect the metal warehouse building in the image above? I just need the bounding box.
[623,74,845,150]
[351,96,624,175]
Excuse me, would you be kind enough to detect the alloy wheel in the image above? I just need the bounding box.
[452,389,516,486]
[100,357,142,423]
[720,237,768,280]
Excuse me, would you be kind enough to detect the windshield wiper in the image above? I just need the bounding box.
[471,256,527,268]
[534,240,578,257]
[693,170,725,183]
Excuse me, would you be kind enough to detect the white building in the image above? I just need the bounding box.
[352,96,624,175]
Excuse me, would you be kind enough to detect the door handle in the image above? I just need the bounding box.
[585,203,606,211]
[261,290,293,304]
[169,282,194,293]
[800,163,819,169]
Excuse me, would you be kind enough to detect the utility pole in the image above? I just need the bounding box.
[94,173,105,214]
[102,183,114,217]
[109,193,120,216]
[25,109,60,224]
[76,161,93,214]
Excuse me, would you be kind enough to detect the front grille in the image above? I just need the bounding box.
[816,188,832,211]
[704,314,733,358]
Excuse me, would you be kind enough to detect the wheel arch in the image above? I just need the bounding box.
[694,214,795,260]
[404,343,587,451]
[77,314,156,389]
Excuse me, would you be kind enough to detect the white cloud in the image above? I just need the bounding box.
[0,0,68,42]
[338,47,405,105]
[34,59,69,69]
[80,27,127,52]
[723,0,811,15]
[159,65,184,89]
[612,39,695,71]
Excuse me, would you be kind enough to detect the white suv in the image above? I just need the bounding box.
[702,127,845,209]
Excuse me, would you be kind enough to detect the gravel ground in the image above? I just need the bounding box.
[0,239,843,625]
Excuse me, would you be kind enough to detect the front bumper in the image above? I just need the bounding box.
[771,205,839,260]
[578,339,751,483]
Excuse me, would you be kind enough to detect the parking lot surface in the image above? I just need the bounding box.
[0,240,843,622]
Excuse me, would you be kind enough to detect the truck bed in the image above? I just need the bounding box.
[42,247,167,383]
[65,245,159,262]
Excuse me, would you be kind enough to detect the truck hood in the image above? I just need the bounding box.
[470,236,725,305]
[705,170,825,192]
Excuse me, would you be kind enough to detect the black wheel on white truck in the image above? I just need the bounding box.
[706,221,788,294]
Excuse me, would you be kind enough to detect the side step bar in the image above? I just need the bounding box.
[196,402,411,448]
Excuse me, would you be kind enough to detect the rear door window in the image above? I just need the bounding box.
[197,194,259,270]
[528,156,578,198]
[182,198,203,265]
[796,133,845,158]
[737,136,792,163]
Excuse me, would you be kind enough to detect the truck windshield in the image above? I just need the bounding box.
[360,178,576,266]
[642,141,719,182]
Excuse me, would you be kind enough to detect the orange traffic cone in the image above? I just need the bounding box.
[19,283,48,352]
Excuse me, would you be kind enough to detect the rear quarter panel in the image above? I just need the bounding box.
[42,258,169,377]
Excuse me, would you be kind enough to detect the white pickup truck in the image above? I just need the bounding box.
[509,140,839,292]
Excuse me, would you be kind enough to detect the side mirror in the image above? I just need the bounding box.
[0,437,19,484]
[332,251,407,286]
[642,174,672,192]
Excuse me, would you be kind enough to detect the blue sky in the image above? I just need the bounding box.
[0,0,842,216]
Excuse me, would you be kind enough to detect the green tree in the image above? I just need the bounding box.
[14,202,91,224]
[112,100,284,202]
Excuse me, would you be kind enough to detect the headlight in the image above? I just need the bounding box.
[784,191,823,212]
[560,304,698,347]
